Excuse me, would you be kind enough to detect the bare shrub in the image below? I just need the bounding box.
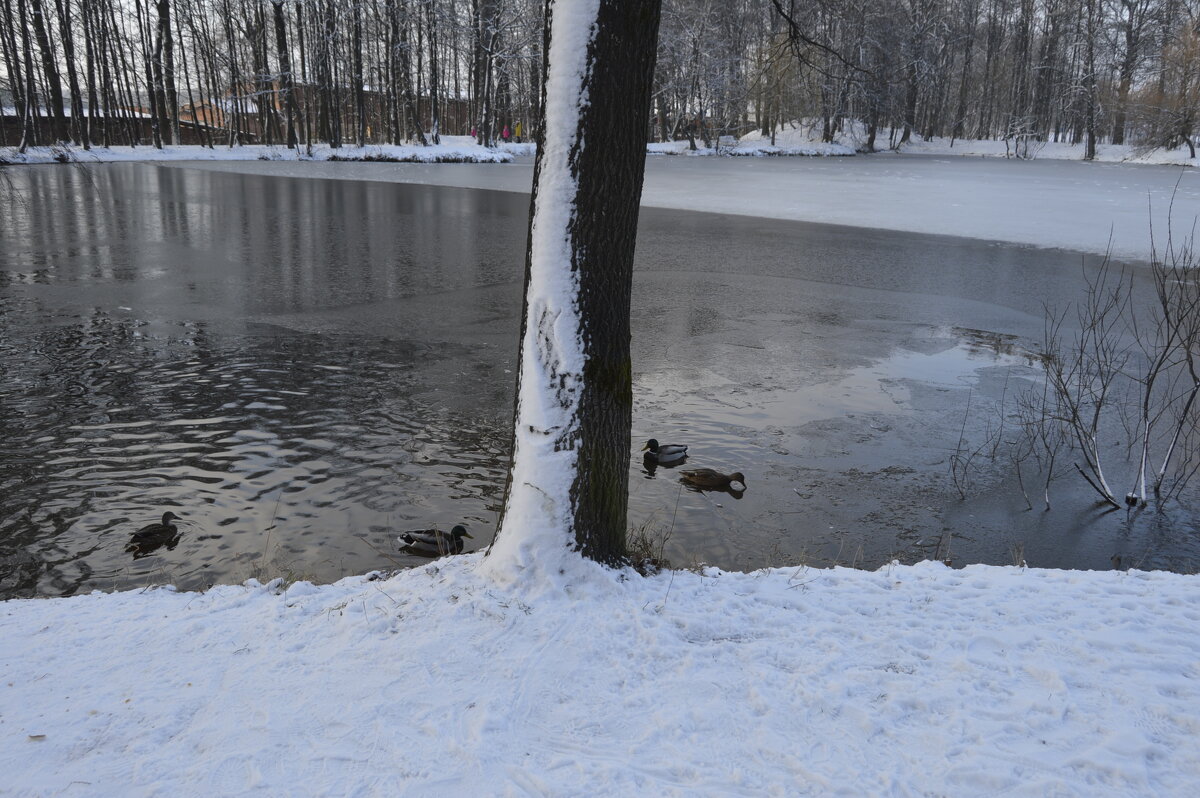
[1020,227,1200,509]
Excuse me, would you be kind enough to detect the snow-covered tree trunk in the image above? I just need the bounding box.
[482,0,661,583]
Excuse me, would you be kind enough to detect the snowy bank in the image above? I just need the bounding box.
[2,557,1198,796]
[649,136,854,158]
[0,137,523,166]
[737,121,1199,166]
[6,126,1195,168]
[896,133,1199,166]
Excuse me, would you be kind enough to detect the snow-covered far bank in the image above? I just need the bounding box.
[747,120,1200,166]
[0,137,532,166]
[2,556,1197,796]
[895,131,1199,166]
[13,127,1194,168]
[648,136,855,157]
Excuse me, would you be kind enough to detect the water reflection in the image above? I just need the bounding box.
[640,452,689,477]
[681,482,746,501]
[1,165,519,598]
[0,309,512,596]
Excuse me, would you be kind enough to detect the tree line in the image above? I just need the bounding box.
[2,0,1199,158]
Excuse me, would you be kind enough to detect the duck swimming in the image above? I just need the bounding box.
[135,511,180,535]
[398,525,473,556]
[679,468,746,490]
[125,512,183,558]
[641,439,688,464]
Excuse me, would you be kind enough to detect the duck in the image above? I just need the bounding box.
[135,511,181,535]
[125,512,183,558]
[679,468,746,490]
[641,439,688,464]
[398,525,473,556]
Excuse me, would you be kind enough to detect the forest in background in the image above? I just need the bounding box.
[2,0,1199,157]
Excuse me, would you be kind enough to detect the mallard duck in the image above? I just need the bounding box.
[679,468,746,490]
[399,525,473,556]
[125,512,183,558]
[135,511,180,535]
[641,439,688,464]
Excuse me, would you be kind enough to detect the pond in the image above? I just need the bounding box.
[2,162,1198,598]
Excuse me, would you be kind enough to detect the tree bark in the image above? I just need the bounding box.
[53,0,85,145]
[485,0,662,576]
[425,0,440,143]
[29,0,68,143]
[16,0,38,151]
[352,2,366,146]
[1084,0,1099,160]
[153,0,177,144]
[1,0,28,147]
[272,1,298,148]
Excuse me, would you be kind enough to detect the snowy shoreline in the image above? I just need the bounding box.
[0,138,534,166]
[4,128,1195,167]
[3,556,1198,796]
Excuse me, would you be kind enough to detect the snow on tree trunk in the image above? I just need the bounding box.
[481,0,661,585]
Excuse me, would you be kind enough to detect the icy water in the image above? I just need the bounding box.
[2,162,1198,598]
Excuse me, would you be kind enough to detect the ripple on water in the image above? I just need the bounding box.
[0,313,509,598]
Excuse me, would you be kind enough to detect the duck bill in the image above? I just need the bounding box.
[461,531,474,539]
[640,443,650,451]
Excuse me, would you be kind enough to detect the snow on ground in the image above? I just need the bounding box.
[0,136,522,165]
[897,131,1198,166]
[2,556,1198,796]
[648,134,854,158]
[747,119,1199,166]
[5,121,1193,167]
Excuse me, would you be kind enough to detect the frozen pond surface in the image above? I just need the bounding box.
[2,161,1199,598]
[182,152,1200,259]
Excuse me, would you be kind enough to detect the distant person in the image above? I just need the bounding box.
[514,121,523,142]
[502,125,511,142]
[470,126,477,139]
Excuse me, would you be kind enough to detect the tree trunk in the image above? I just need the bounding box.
[80,0,99,147]
[484,0,662,578]
[272,1,297,148]
[352,2,366,146]
[425,0,440,143]
[53,0,85,145]
[900,58,917,145]
[951,0,977,142]
[153,0,177,144]
[29,0,68,143]
[16,0,38,151]
[1031,6,1062,138]
[386,0,425,145]
[1084,0,1099,160]
[2,0,28,147]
